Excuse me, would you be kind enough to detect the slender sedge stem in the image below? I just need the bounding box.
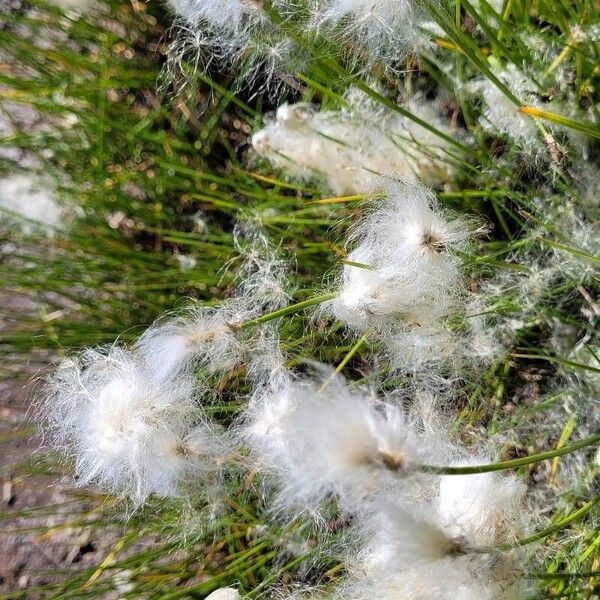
[340,259,374,270]
[471,496,600,554]
[504,496,600,549]
[538,237,600,265]
[318,334,368,393]
[518,106,600,140]
[307,194,366,205]
[333,335,368,375]
[418,432,600,475]
[235,292,337,331]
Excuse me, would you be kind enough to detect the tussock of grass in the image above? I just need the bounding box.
[1,0,599,598]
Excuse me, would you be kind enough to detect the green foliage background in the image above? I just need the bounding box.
[1,0,599,598]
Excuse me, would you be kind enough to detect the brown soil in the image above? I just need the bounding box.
[0,298,128,597]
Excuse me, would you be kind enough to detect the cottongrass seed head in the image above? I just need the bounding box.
[163,0,306,95]
[251,98,459,195]
[134,305,243,384]
[166,0,262,34]
[328,178,482,370]
[438,468,525,546]
[41,346,224,504]
[349,479,527,599]
[332,178,475,326]
[243,366,454,514]
[309,0,427,67]
[135,222,289,384]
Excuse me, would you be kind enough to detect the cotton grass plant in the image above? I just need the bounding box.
[1,0,599,598]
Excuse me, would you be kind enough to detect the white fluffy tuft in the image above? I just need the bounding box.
[329,179,480,370]
[438,468,525,546]
[166,0,262,32]
[134,306,243,383]
[135,223,289,383]
[243,368,452,513]
[252,99,459,195]
[347,480,527,599]
[309,0,427,65]
[42,347,223,504]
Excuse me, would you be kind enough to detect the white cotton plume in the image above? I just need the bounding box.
[329,179,480,370]
[163,0,304,94]
[135,224,289,383]
[240,366,295,474]
[42,347,223,504]
[438,469,525,546]
[165,0,431,90]
[252,99,459,195]
[361,500,459,575]
[340,561,522,600]
[134,305,243,384]
[309,0,427,65]
[334,245,455,328]
[163,0,259,78]
[351,492,527,600]
[166,0,261,33]
[347,179,473,258]
[243,368,452,512]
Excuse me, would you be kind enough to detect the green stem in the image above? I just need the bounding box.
[236,292,337,330]
[334,335,368,375]
[538,237,600,265]
[317,334,369,393]
[473,496,600,554]
[418,433,600,475]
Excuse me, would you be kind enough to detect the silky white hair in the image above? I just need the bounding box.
[328,178,481,372]
[41,347,224,504]
[252,99,459,195]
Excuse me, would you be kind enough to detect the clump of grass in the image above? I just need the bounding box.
[1,0,599,598]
